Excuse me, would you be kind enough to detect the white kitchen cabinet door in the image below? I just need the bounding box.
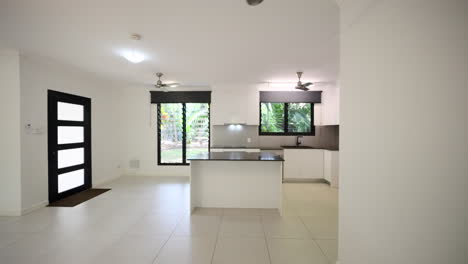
[324,150,339,187]
[314,104,323,126]
[211,84,260,125]
[283,149,324,180]
[324,151,332,182]
[320,85,340,125]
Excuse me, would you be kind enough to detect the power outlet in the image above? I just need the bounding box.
[247,138,251,143]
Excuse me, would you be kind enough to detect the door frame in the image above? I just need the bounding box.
[47,90,92,203]
[156,103,211,166]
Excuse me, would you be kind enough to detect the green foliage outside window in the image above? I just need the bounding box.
[260,103,284,133]
[260,102,313,135]
[159,103,210,164]
[288,103,312,133]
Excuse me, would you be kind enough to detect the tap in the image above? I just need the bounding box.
[296,136,303,146]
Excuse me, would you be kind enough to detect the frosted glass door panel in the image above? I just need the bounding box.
[58,126,84,144]
[58,169,84,193]
[58,148,84,169]
[58,102,84,121]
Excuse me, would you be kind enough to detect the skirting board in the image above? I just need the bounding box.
[0,200,48,216]
[283,178,329,184]
[93,174,123,187]
[0,209,22,217]
[21,200,49,215]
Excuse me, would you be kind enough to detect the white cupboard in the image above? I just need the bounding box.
[315,85,340,126]
[314,104,323,126]
[283,149,324,180]
[211,84,260,125]
[324,150,339,187]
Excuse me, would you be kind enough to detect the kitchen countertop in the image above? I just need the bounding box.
[188,151,284,161]
[211,146,339,151]
[281,146,339,151]
[210,146,255,149]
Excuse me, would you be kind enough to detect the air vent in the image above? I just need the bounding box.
[129,160,140,169]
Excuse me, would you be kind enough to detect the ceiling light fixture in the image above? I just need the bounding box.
[247,0,263,6]
[122,34,146,63]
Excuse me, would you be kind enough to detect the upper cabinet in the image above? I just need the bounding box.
[210,83,339,127]
[211,84,260,125]
[315,84,340,126]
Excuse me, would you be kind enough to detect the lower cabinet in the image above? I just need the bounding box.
[324,150,339,187]
[283,149,324,180]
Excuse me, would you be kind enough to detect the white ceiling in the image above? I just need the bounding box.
[0,0,339,87]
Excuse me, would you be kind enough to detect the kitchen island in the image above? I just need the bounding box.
[189,151,284,214]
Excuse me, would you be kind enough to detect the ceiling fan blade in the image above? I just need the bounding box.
[303,82,313,87]
[167,83,180,88]
[295,86,309,91]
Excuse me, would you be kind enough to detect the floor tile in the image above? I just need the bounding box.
[267,238,328,264]
[127,213,182,235]
[173,215,221,237]
[300,215,338,239]
[192,207,223,216]
[223,208,262,216]
[36,233,122,264]
[0,177,338,264]
[89,234,167,264]
[91,254,155,264]
[0,254,39,264]
[212,237,270,264]
[316,239,338,264]
[0,232,27,249]
[154,236,217,264]
[106,234,167,257]
[219,215,264,237]
[262,216,311,239]
[0,232,63,258]
[261,208,281,216]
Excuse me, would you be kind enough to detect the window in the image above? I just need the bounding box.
[260,102,314,135]
[157,103,210,165]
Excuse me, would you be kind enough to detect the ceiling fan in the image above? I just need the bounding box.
[154,72,180,92]
[295,72,313,91]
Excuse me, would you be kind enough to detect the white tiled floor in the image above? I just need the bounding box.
[0,177,338,264]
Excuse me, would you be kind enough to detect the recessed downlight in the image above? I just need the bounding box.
[121,50,145,63]
[121,34,145,63]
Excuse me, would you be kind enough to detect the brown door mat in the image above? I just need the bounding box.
[48,189,111,207]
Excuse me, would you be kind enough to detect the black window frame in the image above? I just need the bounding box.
[157,102,211,166]
[259,102,315,136]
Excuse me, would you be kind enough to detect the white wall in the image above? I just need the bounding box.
[339,1,468,264]
[0,48,22,215]
[119,85,190,177]
[19,55,125,212]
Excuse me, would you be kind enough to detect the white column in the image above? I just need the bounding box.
[339,1,468,263]
[0,47,22,216]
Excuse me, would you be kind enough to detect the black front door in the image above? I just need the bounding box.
[48,90,92,203]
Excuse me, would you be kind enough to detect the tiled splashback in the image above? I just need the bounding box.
[212,125,260,148]
[212,125,339,149]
